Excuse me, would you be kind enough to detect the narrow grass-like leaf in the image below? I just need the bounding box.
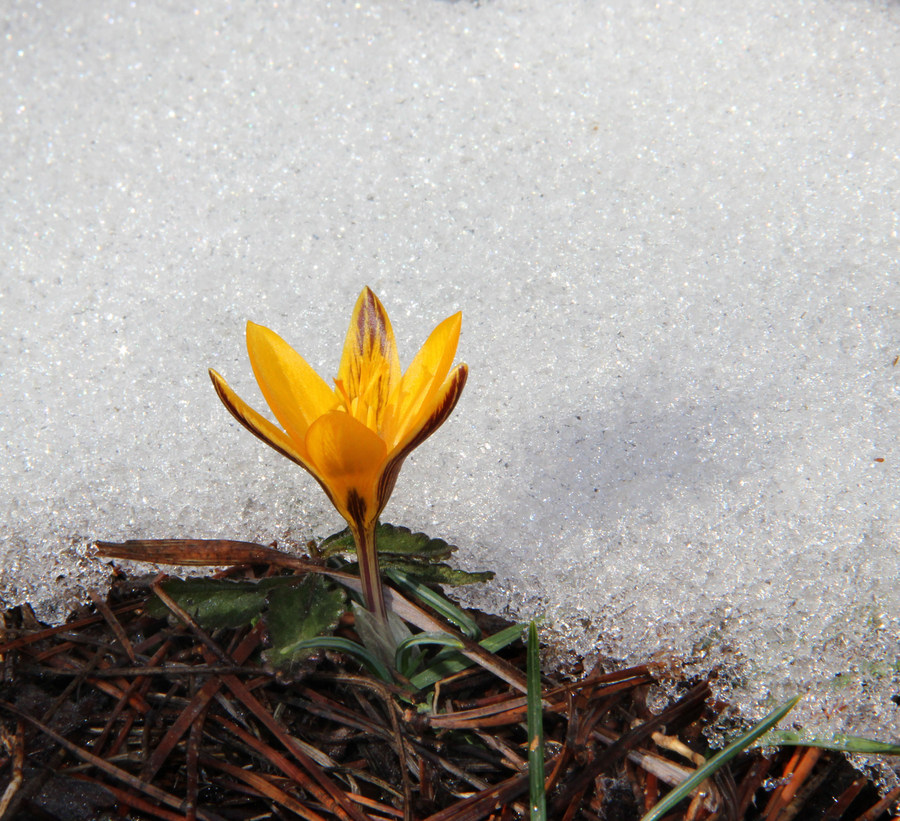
[640,695,802,821]
[395,632,465,678]
[527,622,547,821]
[408,623,525,691]
[762,731,900,755]
[269,636,392,683]
[384,567,481,639]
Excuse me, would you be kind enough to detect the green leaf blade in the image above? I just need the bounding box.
[149,578,280,630]
[640,695,802,821]
[408,623,525,691]
[319,522,456,562]
[762,731,900,755]
[263,576,346,671]
[395,632,465,679]
[385,567,482,639]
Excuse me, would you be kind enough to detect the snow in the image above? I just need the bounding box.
[2,0,898,775]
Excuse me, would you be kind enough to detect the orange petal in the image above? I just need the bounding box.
[210,369,310,469]
[337,288,400,427]
[385,312,461,447]
[377,364,468,515]
[246,322,337,444]
[210,369,342,510]
[305,410,388,524]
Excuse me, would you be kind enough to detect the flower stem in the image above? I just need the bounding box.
[352,522,388,624]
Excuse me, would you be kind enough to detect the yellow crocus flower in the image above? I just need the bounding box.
[209,287,467,622]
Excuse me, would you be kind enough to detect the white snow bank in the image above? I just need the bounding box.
[2,0,898,779]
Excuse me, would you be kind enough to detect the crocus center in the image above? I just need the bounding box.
[333,377,381,434]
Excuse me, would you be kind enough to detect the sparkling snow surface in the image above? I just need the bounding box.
[2,0,898,768]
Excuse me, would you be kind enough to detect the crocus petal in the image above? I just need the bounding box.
[337,288,400,428]
[305,410,388,525]
[247,321,338,445]
[393,363,468,458]
[385,311,462,448]
[377,364,468,517]
[209,369,310,470]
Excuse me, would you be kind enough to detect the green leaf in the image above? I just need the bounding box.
[320,523,494,588]
[319,522,456,562]
[316,528,357,558]
[340,558,493,587]
[762,731,900,755]
[381,559,494,586]
[395,632,465,679]
[408,623,526,691]
[267,636,393,683]
[263,576,346,670]
[385,567,481,639]
[148,577,298,630]
[640,695,802,821]
[527,622,547,821]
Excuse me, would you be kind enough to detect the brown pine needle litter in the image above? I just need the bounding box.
[0,549,895,821]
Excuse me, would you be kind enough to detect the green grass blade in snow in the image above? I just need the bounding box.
[640,695,802,821]
[763,731,900,755]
